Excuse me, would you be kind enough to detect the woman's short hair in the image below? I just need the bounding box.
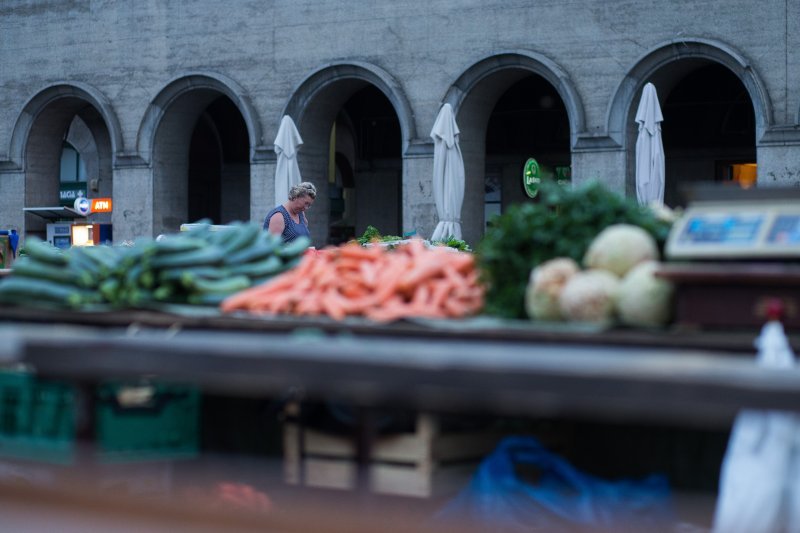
[289,181,317,200]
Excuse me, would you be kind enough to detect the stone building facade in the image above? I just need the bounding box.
[1,0,798,247]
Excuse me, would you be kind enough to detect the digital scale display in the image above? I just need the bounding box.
[766,215,800,245]
[678,214,764,245]
[666,202,800,259]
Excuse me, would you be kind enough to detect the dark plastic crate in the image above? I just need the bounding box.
[0,370,75,464]
[95,381,200,462]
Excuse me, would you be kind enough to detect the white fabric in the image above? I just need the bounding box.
[713,321,800,533]
[430,103,465,241]
[274,115,304,207]
[634,83,665,206]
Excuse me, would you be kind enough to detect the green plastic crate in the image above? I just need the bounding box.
[0,370,75,464]
[95,381,200,462]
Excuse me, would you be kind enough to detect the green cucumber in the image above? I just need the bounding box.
[153,284,177,301]
[67,247,104,278]
[153,236,208,254]
[187,292,231,306]
[149,246,226,269]
[23,238,68,266]
[99,278,121,303]
[0,276,84,308]
[224,233,280,265]
[81,245,120,273]
[186,274,251,294]
[219,223,260,255]
[229,255,284,277]
[12,257,93,288]
[158,266,230,284]
[276,236,311,258]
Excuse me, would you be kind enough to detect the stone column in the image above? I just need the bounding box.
[249,155,276,226]
[756,130,800,187]
[111,164,154,242]
[402,143,436,240]
[0,170,26,235]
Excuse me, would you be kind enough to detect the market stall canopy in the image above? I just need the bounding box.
[635,83,665,206]
[430,103,465,241]
[713,313,800,533]
[23,206,85,221]
[274,115,304,207]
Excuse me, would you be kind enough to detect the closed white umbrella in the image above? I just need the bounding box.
[713,315,800,533]
[430,103,465,241]
[634,83,665,206]
[274,115,303,207]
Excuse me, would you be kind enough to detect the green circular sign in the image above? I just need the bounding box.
[523,158,541,198]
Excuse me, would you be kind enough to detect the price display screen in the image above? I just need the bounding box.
[678,213,764,245]
[766,215,800,245]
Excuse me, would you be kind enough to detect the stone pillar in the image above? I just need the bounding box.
[572,134,627,196]
[402,145,436,240]
[249,157,276,226]
[111,165,154,242]
[756,135,800,187]
[0,170,26,235]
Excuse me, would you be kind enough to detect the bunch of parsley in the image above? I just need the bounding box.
[476,180,672,319]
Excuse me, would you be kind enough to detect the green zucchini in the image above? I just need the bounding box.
[153,236,208,255]
[12,257,93,288]
[0,276,84,308]
[187,292,231,306]
[149,246,226,269]
[99,278,122,303]
[186,274,251,294]
[224,234,280,265]
[81,245,120,273]
[158,266,230,284]
[228,255,284,277]
[67,247,104,278]
[276,236,311,258]
[23,238,68,266]
[219,223,260,255]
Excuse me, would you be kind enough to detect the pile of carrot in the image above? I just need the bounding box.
[220,239,484,322]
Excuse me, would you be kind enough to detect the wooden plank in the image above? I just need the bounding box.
[288,457,477,498]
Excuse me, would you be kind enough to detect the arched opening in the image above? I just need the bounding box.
[612,40,767,206]
[660,63,756,205]
[330,86,402,244]
[485,75,571,218]
[23,100,113,239]
[152,93,250,234]
[292,79,404,246]
[452,65,575,244]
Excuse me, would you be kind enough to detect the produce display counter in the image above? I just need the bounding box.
[1,309,799,531]
[0,312,798,426]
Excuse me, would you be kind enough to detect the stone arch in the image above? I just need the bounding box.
[137,72,263,165]
[607,38,773,147]
[607,38,771,201]
[281,61,414,246]
[439,51,585,245]
[8,81,123,170]
[283,61,416,153]
[443,50,586,146]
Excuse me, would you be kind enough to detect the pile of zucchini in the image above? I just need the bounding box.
[0,222,310,311]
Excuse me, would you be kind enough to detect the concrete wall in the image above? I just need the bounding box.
[0,0,798,243]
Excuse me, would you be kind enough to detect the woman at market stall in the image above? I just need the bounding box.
[263,182,316,243]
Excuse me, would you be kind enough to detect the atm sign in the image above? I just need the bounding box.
[90,198,113,213]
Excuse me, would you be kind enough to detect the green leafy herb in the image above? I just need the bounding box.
[476,180,672,319]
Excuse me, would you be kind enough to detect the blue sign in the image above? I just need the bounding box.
[73,197,91,216]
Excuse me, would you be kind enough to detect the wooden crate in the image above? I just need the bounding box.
[283,410,503,498]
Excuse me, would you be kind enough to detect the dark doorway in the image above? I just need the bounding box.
[661,64,756,205]
[187,96,250,224]
[331,86,402,243]
[485,75,571,220]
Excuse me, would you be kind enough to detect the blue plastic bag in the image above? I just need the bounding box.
[437,436,674,532]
